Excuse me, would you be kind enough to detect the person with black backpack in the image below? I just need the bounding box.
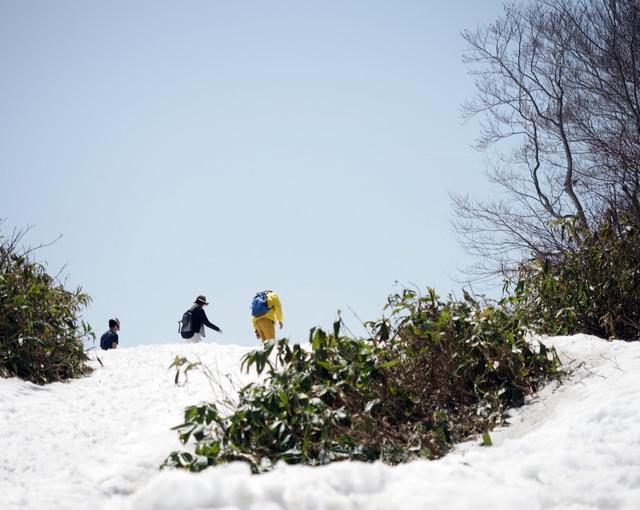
[251,289,283,341]
[178,295,222,343]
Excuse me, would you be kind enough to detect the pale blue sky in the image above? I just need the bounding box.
[1,1,504,347]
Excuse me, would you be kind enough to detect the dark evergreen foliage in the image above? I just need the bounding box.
[515,211,640,341]
[0,228,95,384]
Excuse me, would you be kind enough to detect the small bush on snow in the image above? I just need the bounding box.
[514,210,640,341]
[0,227,94,384]
[164,288,561,473]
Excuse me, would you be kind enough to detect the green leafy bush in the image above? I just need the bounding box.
[164,289,560,473]
[0,229,95,384]
[514,212,640,340]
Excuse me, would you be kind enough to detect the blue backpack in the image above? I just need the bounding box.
[251,291,270,317]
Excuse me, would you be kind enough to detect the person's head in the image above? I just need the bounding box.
[108,318,121,332]
[194,295,209,307]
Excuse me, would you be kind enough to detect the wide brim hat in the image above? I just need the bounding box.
[195,295,209,305]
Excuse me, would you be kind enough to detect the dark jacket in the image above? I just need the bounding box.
[186,305,220,338]
[100,330,118,350]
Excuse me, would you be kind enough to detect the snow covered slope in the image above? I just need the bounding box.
[0,343,256,510]
[1,335,639,510]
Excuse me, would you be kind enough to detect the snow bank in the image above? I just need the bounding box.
[0,343,255,510]
[2,335,640,510]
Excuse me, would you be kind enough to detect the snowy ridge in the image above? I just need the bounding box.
[1,335,639,510]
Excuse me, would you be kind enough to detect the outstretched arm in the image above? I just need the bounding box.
[202,311,221,332]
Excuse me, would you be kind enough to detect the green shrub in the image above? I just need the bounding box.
[164,289,560,473]
[514,212,640,340]
[0,229,95,384]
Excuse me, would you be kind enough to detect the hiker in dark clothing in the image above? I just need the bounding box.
[183,295,222,343]
[100,318,120,350]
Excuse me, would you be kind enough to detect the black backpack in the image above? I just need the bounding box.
[178,305,197,339]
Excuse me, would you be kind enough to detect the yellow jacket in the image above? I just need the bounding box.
[252,291,283,328]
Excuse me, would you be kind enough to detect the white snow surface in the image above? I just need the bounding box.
[1,335,639,510]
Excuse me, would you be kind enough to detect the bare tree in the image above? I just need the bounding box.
[558,0,640,219]
[454,0,640,280]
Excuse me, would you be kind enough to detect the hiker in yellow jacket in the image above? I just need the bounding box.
[251,290,283,341]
